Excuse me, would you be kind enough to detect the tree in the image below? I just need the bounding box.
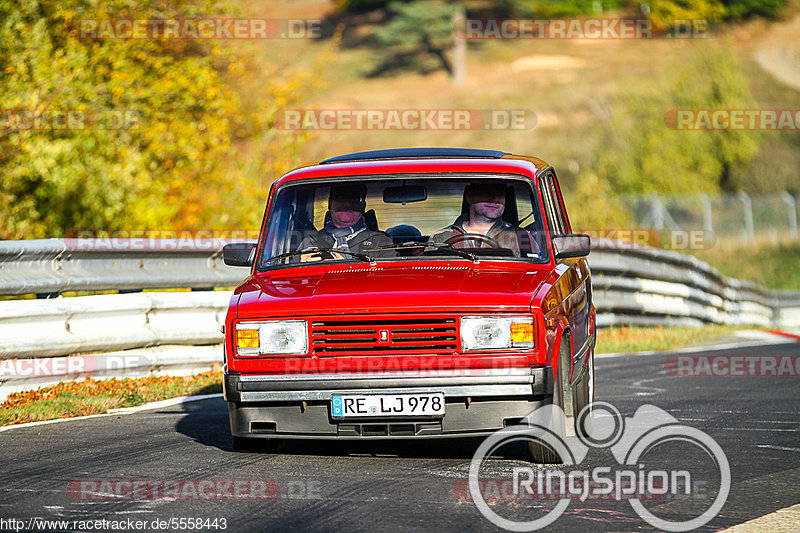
[373,0,464,79]
[0,0,320,238]
[593,42,761,196]
[644,0,785,29]
[721,0,786,20]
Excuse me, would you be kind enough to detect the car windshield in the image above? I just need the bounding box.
[257,175,549,269]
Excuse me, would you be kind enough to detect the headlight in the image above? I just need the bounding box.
[235,320,308,356]
[460,316,535,351]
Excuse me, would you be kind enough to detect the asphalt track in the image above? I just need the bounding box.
[1,339,799,533]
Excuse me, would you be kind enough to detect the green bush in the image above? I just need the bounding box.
[721,0,786,20]
[0,0,321,238]
[0,0,244,238]
[594,41,761,196]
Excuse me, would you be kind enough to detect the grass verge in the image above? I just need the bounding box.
[596,325,748,354]
[0,371,222,427]
[690,241,800,290]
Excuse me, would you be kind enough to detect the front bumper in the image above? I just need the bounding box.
[225,367,552,439]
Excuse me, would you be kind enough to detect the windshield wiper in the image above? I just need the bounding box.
[264,247,376,266]
[365,242,479,263]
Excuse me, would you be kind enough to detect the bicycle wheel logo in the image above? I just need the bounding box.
[468,402,730,532]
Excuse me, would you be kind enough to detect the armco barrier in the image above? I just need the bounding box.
[0,291,230,358]
[0,238,247,295]
[590,239,785,327]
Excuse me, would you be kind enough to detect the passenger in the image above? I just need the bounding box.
[298,183,394,260]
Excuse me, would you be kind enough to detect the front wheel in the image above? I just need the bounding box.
[527,336,595,463]
[574,347,594,436]
[528,339,574,463]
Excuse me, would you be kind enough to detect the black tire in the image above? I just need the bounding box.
[574,347,595,437]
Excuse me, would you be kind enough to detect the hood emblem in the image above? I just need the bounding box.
[379,329,390,343]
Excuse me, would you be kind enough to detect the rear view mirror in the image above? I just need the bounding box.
[383,185,427,204]
[552,234,591,259]
[223,242,257,266]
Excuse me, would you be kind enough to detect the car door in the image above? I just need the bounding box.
[538,171,591,377]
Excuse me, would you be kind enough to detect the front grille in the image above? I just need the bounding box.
[311,316,458,357]
[337,422,443,436]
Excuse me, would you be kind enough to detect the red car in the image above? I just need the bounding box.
[222,148,595,460]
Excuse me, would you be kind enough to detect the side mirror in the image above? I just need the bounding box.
[552,234,590,259]
[223,242,257,267]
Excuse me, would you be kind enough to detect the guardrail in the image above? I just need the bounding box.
[0,291,230,358]
[0,238,246,296]
[0,238,798,390]
[590,239,793,327]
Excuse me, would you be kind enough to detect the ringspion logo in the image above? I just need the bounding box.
[467,402,730,531]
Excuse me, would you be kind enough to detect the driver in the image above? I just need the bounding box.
[432,182,521,253]
[298,182,394,260]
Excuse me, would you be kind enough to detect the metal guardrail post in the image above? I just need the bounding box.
[781,191,799,240]
[700,193,713,235]
[738,191,755,244]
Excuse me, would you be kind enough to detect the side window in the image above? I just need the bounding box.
[513,182,536,227]
[547,173,572,233]
[539,172,568,236]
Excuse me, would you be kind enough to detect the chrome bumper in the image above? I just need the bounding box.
[224,367,552,403]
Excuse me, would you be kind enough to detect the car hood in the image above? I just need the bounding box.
[235,264,550,318]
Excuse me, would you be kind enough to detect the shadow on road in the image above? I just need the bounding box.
[175,396,528,460]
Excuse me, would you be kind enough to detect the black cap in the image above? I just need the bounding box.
[329,183,367,202]
[464,182,506,197]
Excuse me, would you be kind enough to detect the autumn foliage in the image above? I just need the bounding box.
[0,371,222,425]
[0,0,326,238]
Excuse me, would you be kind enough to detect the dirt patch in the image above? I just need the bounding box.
[752,15,800,91]
[510,54,588,72]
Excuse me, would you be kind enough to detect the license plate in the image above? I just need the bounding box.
[330,393,445,419]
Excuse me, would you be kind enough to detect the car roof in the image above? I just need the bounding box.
[319,147,510,164]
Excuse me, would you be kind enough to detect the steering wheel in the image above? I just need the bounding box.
[445,233,500,249]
